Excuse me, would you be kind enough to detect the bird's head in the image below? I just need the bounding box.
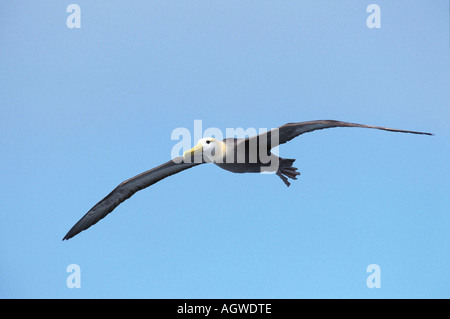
[183,137,225,163]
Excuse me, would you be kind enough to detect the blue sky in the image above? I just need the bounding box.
[0,1,449,298]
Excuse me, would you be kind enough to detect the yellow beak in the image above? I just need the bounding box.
[183,142,203,159]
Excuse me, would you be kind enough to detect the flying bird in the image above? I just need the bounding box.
[63,120,432,240]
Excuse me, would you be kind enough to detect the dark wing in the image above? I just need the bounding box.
[249,120,432,150]
[63,157,203,240]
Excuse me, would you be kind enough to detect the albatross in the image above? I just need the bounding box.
[62,120,432,240]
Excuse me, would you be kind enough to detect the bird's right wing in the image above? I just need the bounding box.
[63,157,203,240]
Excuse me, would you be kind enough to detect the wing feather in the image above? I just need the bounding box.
[250,120,432,150]
[63,157,202,240]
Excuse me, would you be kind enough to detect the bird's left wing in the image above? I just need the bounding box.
[249,120,432,150]
[63,157,203,240]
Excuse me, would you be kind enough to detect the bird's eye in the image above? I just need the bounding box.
[206,140,211,144]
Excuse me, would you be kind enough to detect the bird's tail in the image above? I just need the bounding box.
[276,158,300,187]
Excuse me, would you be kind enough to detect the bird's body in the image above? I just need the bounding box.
[212,138,280,174]
[63,120,432,240]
